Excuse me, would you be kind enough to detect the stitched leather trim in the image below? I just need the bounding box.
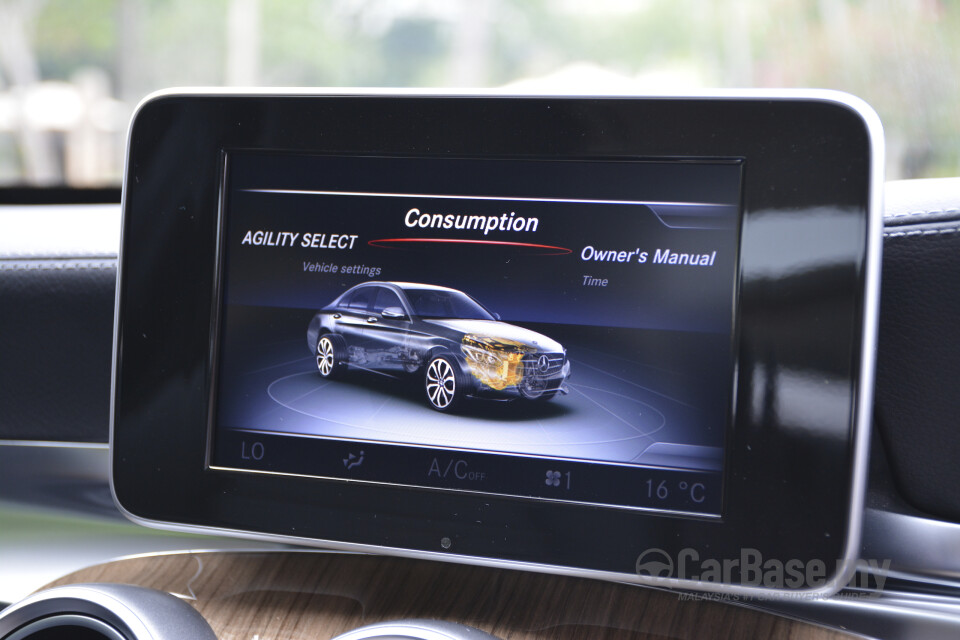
[0,260,117,271]
[885,207,960,219]
[884,224,960,239]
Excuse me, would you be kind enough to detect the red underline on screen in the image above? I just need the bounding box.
[367,238,573,255]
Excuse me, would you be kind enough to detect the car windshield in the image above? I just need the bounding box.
[0,0,957,188]
[404,288,495,320]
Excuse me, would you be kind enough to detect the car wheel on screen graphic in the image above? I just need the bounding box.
[316,334,347,379]
[517,363,557,402]
[424,353,469,412]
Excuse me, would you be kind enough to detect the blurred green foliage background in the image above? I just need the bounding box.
[1,0,958,184]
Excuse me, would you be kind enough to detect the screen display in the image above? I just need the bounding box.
[210,152,742,516]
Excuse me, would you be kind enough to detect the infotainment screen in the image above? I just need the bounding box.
[112,92,881,597]
[211,153,741,516]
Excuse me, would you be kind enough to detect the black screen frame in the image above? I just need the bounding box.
[111,91,881,597]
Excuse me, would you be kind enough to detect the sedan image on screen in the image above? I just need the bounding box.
[306,282,571,412]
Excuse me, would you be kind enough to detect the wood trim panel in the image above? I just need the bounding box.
[46,551,860,639]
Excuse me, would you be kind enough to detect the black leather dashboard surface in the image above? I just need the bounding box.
[876,179,960,521]
[0,205,118,443]
[1,179,959,520]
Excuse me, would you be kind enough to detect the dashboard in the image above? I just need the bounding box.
[0,94,959,640]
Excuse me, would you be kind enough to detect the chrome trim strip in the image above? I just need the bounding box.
[862,508,960,586]
[756,587,960,640]
[833,88,885,598]
[109,88,884,600]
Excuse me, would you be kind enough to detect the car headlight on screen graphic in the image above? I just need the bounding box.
[305,281,570,412]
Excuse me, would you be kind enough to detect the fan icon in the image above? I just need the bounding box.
[545,470,561,487]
